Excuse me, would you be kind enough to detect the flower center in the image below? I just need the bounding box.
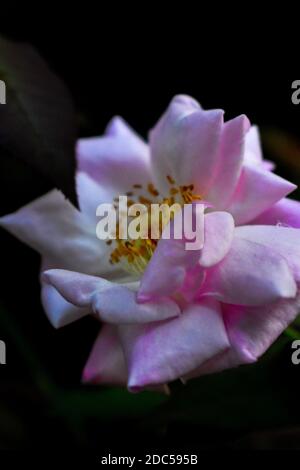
[107,175,201,276]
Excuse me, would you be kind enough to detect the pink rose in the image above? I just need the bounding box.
[2,95,300,392]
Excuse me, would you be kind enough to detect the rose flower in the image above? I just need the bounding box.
[2,95,300,392]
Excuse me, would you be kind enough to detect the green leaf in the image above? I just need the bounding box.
[55,387,168,422]
[285,326,300,340]
[285,314,300,339]
[0,36,78,206]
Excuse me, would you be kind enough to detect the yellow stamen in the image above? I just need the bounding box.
[138,196,152,206]
[166,175,175,185]
[170,187,179,195]
[108,176,202,274]
[148,183,159,197]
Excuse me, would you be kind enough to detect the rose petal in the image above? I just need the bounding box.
[235,224,300,282]
[250,198,300,228]
[76,171,115,223]
[138,205,204,300]
[244,125,263,164]
[119,299,229,390]
[82,325,127,386]
[77,116,151,193]
[199,211,234,268]
[185,292,300,380]
[207,115,250,208]
[200,236,297,306]
[0,190,115,278]
[41,282,89,328]
[227,163,296,225]
[150,95,224,195]
[42,269,180,324]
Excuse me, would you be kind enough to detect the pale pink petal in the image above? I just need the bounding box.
[224,296,300,362]
[235,225,300,282]
[105,115,137,137]
[262,161,276,171]
[137,237,199,301]
[138,205,204,300]
[244,125,263,164]
[200,236,297,306]
[244,125,275,170]
[179,266,206,302]
[185,292,300,380]
[0,190,114,277]
[82,325,127,386]
[199,211,234,268]
[227,164,296,225]
[138,209,233,301]
[207,115,250,208]
[149,95,224,195]
[76,171,115,223]
[119,299,229,390]
[250,198,300,228]
[42,269,180,324]
[77,116,151,193]
[184,348,251,381]
[41,282,90,328]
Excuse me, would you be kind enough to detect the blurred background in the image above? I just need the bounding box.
[0,23,300,451]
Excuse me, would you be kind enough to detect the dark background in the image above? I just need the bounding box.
[0,22,300,452]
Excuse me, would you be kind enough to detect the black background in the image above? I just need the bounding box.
[0,19,300,452]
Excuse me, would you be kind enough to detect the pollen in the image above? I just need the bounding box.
[147,183,160,197]
[108,176,201,275]
[166,175,175,185]
[169,187,179,195]
[138,196,152,206]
